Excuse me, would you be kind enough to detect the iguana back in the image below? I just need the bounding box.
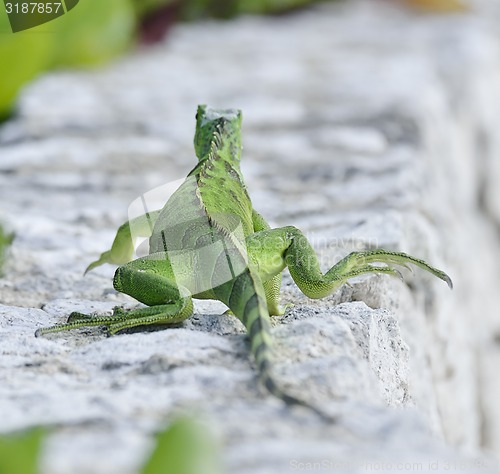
[37,105,452,424]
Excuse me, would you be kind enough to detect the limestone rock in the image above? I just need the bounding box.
[1,0,500,472]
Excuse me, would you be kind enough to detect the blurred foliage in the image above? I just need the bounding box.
[0,429,44,474]
[0,0,135,118]
[0,0,332,118]
[403,0,468,12]
[133,0,331,19]
[178,0,324,19]
[132,0,175,17]
[0,418,220,474]
[0,14,53,120]
[50,0,136,67]
[0,0,469,119]
[142,416,222,474]
[0,223,14,273]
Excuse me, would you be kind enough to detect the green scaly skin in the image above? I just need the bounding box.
[36,105,452,421]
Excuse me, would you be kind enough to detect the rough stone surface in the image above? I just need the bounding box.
[1,0,500,472]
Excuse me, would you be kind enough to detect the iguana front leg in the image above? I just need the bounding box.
[246,226,452,301]
[85,210,162,274]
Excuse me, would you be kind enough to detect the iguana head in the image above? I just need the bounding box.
[194,105,242,161]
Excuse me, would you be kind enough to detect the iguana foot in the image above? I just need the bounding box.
[35,311,129,337]
[336,250,452,289]
[35,301,194,337]
[269,302,294,316]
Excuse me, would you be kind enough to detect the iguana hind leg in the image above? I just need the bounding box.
[246,226,452,300]
[108,256,193,333]
[36,256,193,337]
[106,301,193,334]
[35,302,193,337]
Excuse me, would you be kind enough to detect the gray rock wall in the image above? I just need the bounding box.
[1,1,500,472]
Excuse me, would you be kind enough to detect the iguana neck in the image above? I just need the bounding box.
[194,126,254,236]
[188,127,243,179]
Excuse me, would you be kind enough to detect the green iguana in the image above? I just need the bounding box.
[36,105,452,418]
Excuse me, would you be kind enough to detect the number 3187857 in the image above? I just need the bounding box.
[5,3,63,14]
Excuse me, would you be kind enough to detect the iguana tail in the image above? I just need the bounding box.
[218,269,335,422]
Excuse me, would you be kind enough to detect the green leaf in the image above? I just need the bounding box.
[132,0,176,17]
[0,223,14,272]
[142,417,222,474]
[404,0,468,12]
[0,429,44,474]
[0,10,53,117]
[0,0,136,117]
[48,0,136,67]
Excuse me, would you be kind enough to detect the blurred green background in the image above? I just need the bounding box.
[0,416,221,474]
[0,0,136,120]
[0,222,13,274]
[0,0,466,120]
[0,0,333,120]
